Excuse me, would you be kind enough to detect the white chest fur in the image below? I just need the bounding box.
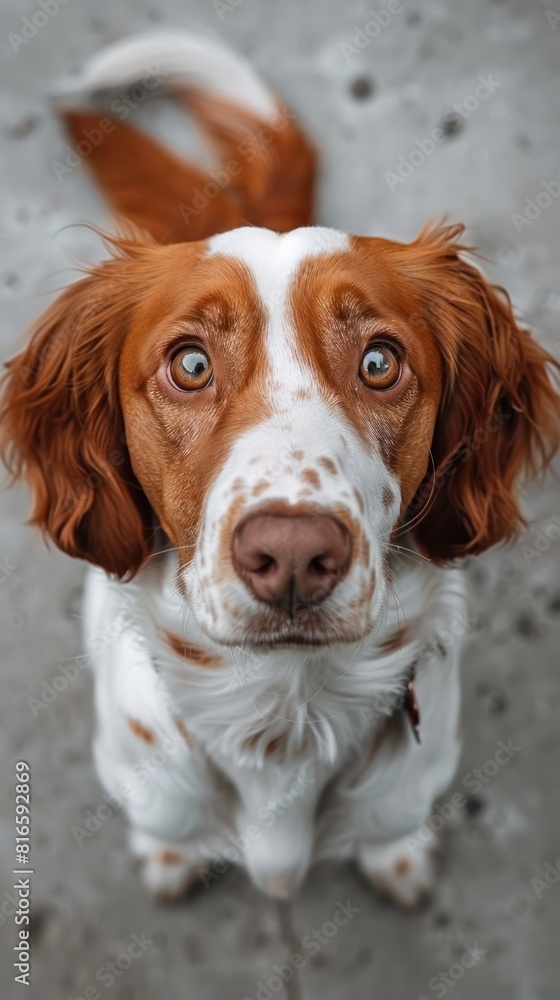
[84,555,467,893]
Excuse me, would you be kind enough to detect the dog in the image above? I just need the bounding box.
[2,31,559,905]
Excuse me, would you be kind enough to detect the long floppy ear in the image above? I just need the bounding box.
[0,246,154,577]
[404,223,560,562]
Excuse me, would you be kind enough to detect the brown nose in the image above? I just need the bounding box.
[233,514,351,609]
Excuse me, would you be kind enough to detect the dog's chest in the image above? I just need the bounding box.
[86,558,466,869]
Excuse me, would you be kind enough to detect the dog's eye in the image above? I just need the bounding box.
[169,347,213,391]
[360,343,401,390]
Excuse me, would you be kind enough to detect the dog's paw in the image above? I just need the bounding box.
[129,829,198,904]
[356,834,439,909]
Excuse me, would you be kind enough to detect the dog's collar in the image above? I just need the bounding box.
[403,662,421,743]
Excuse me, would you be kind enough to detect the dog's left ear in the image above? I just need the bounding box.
[404,223,560,562]
[0,242,155,578]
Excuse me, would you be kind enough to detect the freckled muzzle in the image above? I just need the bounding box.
[232,511,352,613]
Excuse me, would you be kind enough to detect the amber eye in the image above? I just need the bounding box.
[360,343,401,390]
[168,346,213,391]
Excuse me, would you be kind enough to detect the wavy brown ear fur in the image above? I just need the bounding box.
[401,223,560,562]
[0,242,154,577]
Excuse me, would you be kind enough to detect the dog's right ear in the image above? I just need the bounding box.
[0,248,154,577]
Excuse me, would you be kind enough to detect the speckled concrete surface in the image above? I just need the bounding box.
[1,1,559,998]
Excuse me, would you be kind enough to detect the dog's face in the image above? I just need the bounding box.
[119,228,443,647]
[2,223,558,648]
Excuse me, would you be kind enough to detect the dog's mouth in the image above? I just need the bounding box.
[217,604,371,651]
[246,633,332,651]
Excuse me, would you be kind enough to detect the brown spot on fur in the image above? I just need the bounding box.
[361,537,371,566]
[353,488,365,514]
[379,629,407,654]
[301,468,320,489]
[159,848,187,866]
[379,617,420,654]
[355,570,377,606]
[127,717,156,744]
[292,448,304,460]
[241,730,287,757]
[175,718,194,745]
[242,732,261,751]
[242,731,288,757]
[164,630,223,668]
[252,480,270,497]
[265,734,288,757]
[317,456,337,476]
[381,485,395,511]
[393,857,411,878]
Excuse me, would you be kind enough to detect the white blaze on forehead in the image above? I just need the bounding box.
[207,226,349,272]
[207,227,349,393]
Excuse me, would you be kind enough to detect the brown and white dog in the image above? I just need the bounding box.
[2,32,559,904]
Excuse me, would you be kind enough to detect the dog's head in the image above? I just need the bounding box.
[2,224,558,648]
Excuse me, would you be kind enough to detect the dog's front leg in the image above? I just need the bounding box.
[323,642,463,907]
[221,757,329,899]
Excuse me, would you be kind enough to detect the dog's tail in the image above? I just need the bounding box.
[55,31,316,243]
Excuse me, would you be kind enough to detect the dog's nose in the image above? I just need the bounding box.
[233,514,351,607]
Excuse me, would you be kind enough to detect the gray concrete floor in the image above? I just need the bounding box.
[1,0,560,997]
